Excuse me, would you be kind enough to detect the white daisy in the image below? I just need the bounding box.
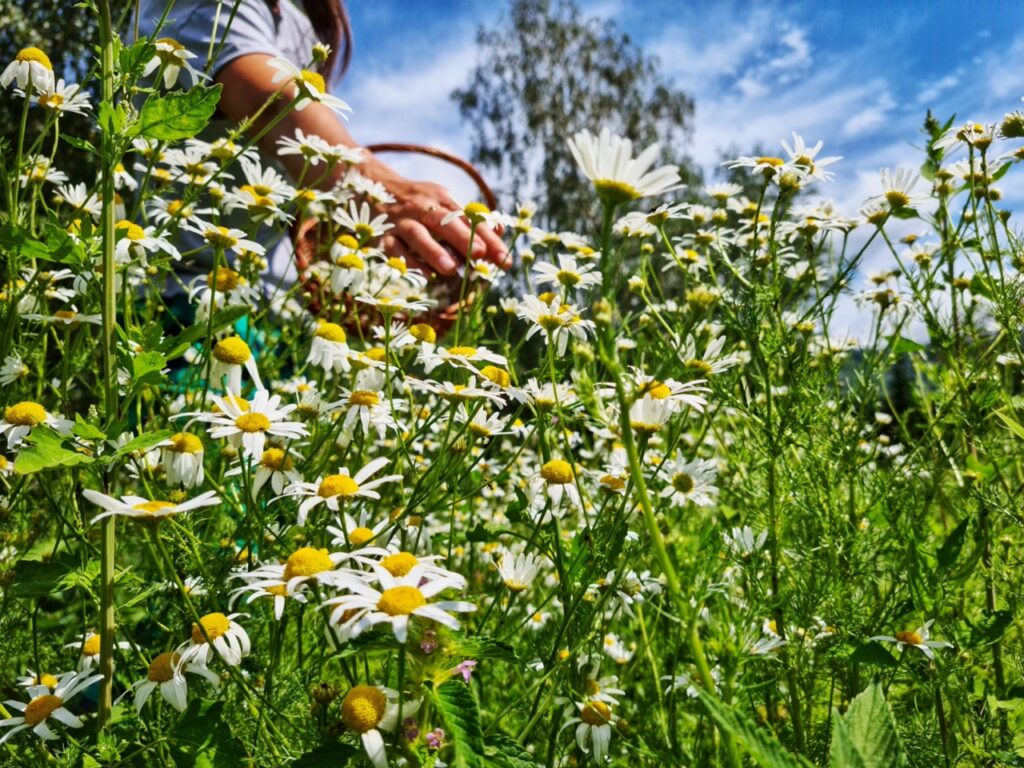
[568,127,681,206]
[0,670,102,744]
[81,489,220,525]
[285,457,401,526]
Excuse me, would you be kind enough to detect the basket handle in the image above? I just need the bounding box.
[366,143,498,211]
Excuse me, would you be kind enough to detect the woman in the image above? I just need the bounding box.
[136,0,508,292]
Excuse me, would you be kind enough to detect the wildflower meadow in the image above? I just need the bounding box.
[3,2,1024,767]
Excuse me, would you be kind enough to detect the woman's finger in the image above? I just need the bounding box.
[426,213,487,261]
[395,219,459,276]
[475,225,512,269]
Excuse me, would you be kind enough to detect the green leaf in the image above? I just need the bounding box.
[112,429,173,459]
[447,635,518,664]
[62,134,97,154]
[486,735,539,768]
[132,350,168,379]
[434,679,487,768]
[98,101,128,135]
[161,305,249,360]
[696,689,813,768]
[291,743,359,767]
[138,85,222,141]
[72,414,107,441]
[886,335,926,356]
[993,409,1024,441]
[937,518,969,572]
[505,487,529,524]
[14,427,95,474]
[829,683,906,768]
[969,610,1013,647]
[847,641,898,668]
[119,39,157,78]
[10,558,70,598]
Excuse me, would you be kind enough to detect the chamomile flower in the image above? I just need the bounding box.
[334,200,393,242]
[875,168,930,211]
[870,620,952,660]
[345,545,468,587]
[132,651,219,714]
[81,489,220,525]
[331,370,400,438]
[159,432,206,488]
[0,401,72,448]
[494,551,542,592]
[530,458,583,512]
[0,670,102,744]
[226,446,302,496]
[307,321,352,375]
[64,632,131,671]
[198,224,266,258]
[209,335,262,392]
[533,253,603,292]
[568,127,681,206]
[114,220,180,264]
[201,389,308,459]
[327,512,393,549]
[2,47,55,93]
[34,79,91,116]
[421,344,507,374]
[517,294,595,356]
[229,573,308,620]
[286,457,401,526]
[339,685,411,768]
[267,57,352,115]
[627,395,674,434]
[562,697,619,763]
[143,38,203,89]
[780,133,841,182]
[324,565,475,642]
[178,612,251,666]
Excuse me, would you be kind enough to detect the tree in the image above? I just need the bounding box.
[451,0,699,233]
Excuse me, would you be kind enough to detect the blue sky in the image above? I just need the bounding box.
[338,0,1024,336]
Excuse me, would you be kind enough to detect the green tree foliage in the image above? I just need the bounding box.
[452,0,699,232]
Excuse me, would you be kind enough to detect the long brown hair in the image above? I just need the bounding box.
[302,0,352,81]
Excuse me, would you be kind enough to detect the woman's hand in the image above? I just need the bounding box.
[375,176,510,277]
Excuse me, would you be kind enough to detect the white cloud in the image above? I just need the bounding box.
[918,74,959,104]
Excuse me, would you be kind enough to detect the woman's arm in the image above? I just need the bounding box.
[215,53,509,277]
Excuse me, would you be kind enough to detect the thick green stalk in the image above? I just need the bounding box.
[97,0,119,728]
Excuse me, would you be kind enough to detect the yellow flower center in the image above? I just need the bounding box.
[315,322,347,343]
[646,381,672,399]
[353,222,375,240]
[895,630,923,645]
[207,267,242,292]
[38,92,64,109]
[540,459,574,485]
[341,685,386,733]
[594,179,640,205]
[192,612,231,644]
[337,253,365,271]
[556,269,581,287]
[299,69,326,94]
[147,651,181,683]
[266,584,288,597]
[5,401,46,426]
[54,310,77,320]
[36,673,58,688]
[447,346,478,358]
[479,365,510,387]
[386,256,407,274]
[132,500,176,515]
[885,190,911,209]
[671,472,695,494]
[23,694,63,727]
[365,348,387,363]
[348,526,374,545]
[756,156,785,167]
[284,547,334,580]
[600,475,625,491]
[377,585,426,616]
[116,219,146,241]
[464,201,491,218]
[260,448,292,470]
[379,551,418,577]
[580,700,612,726]
[319,474,360,498]
[349,390,380,408]
[156,37,184,51]
[82,634,101,656]
[168,432,203,454]
[235,413,271,433]
[408,323,436,344]
[204,226,239,249]
[537,314,564,332]
[336,233,360,249]
[16,47,53,70]
[213,336,251,365]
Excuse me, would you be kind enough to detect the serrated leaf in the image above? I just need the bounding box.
[486,735,539,768]
[435,679,487,768]
[112,429,173,459]
[696,689,813,768]
[119,39,157,78]
[132,350,167,379]
[72,414,107,441]
[161,305,249,359]
[447,635,518,664]
[829,683,906,768]
[138,85,222,141]
[14,427,95,474]
[0,222,84,265]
